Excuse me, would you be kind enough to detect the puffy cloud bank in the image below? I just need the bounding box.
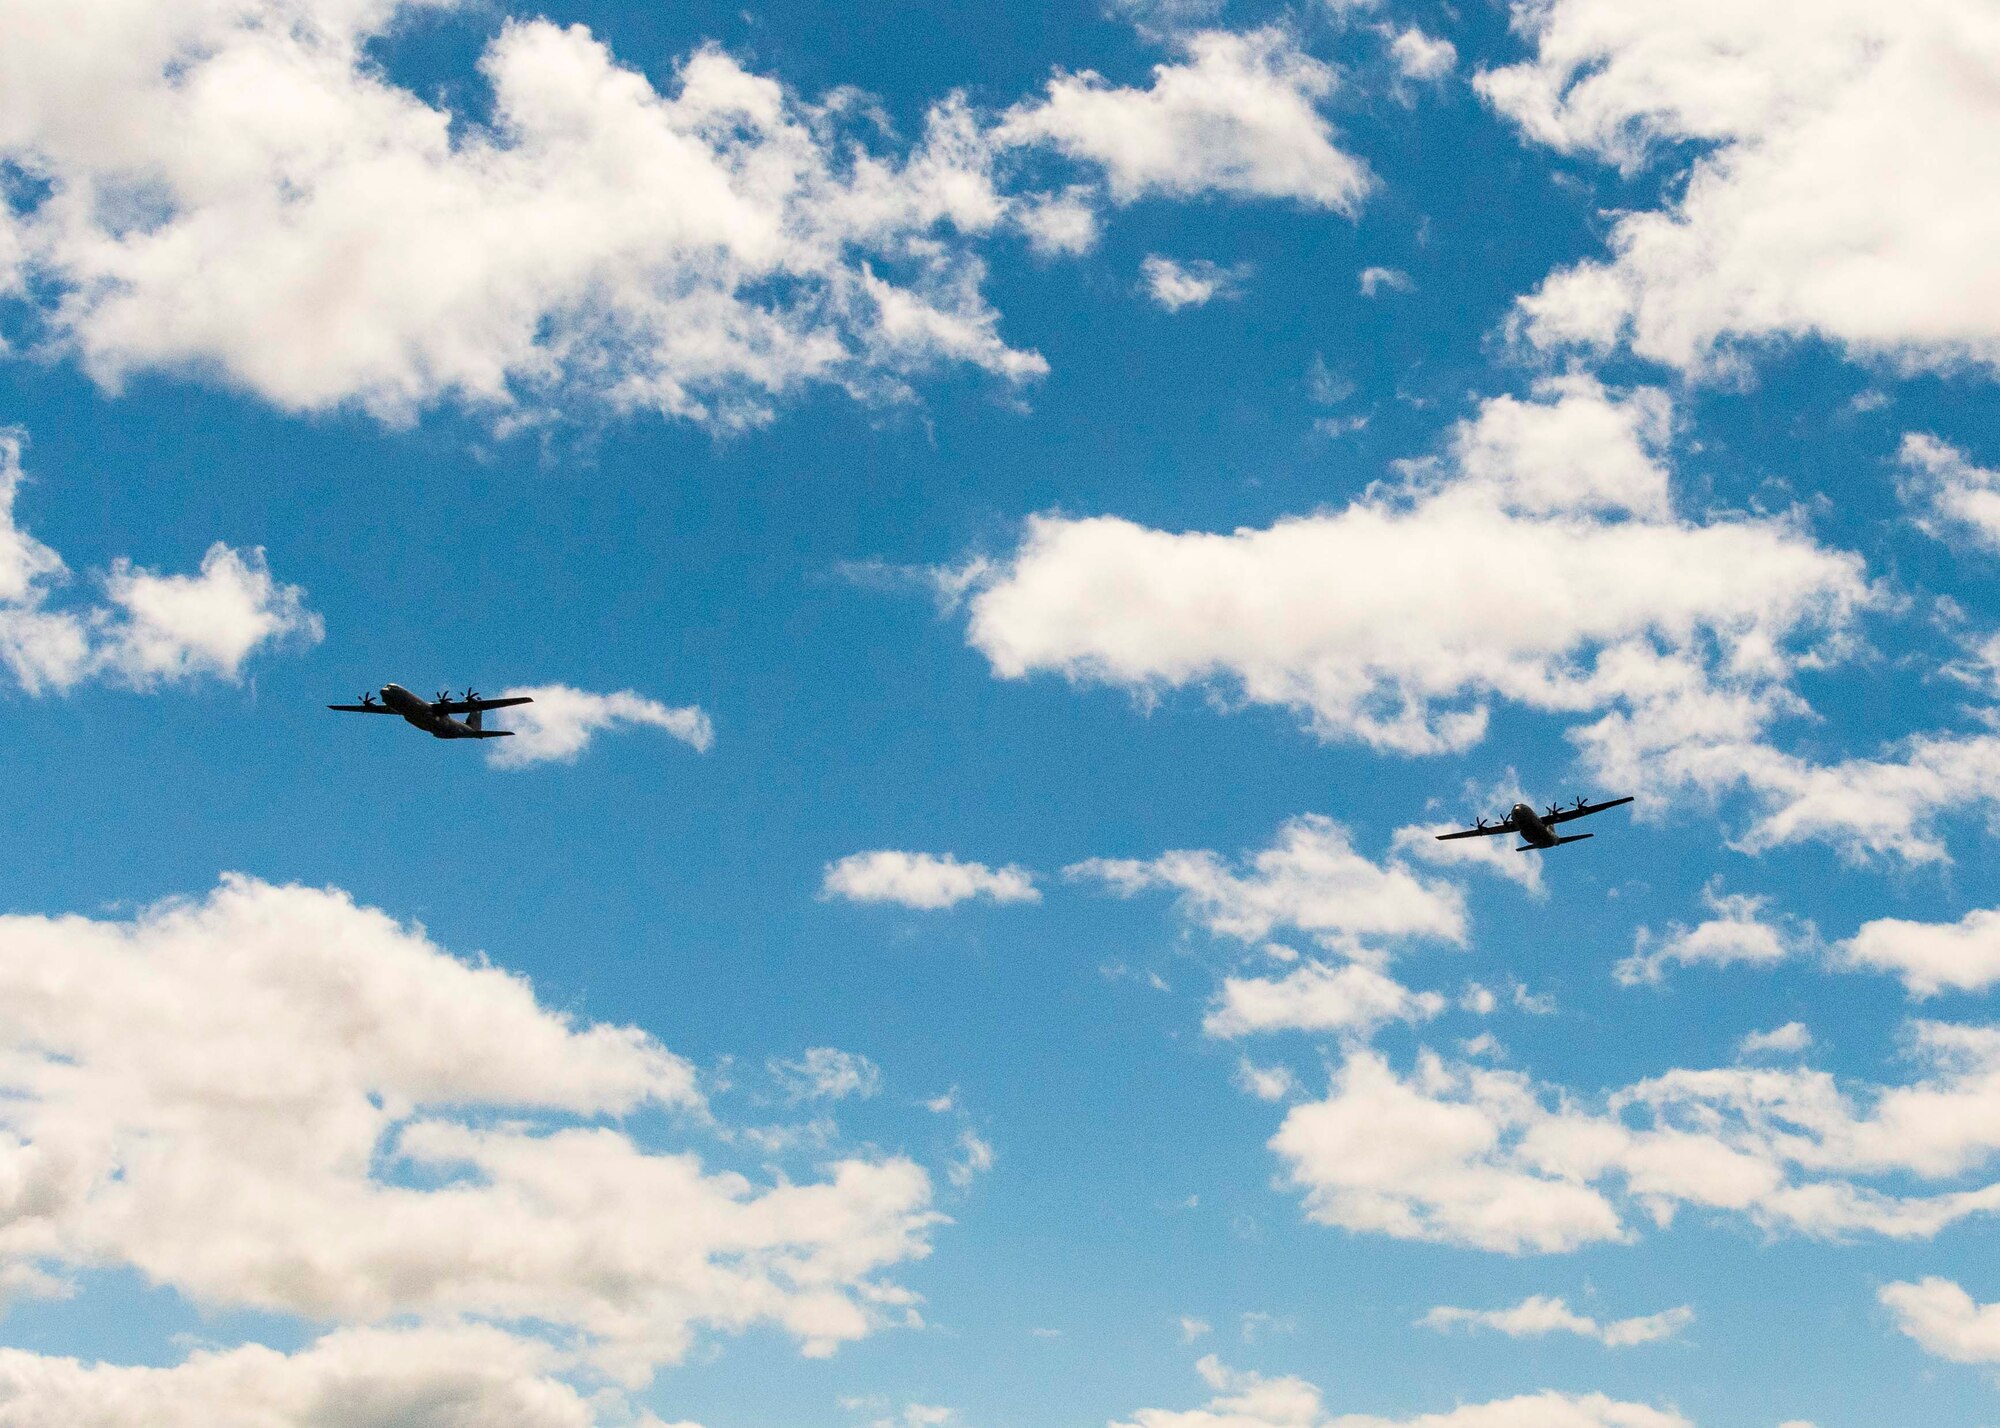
[954,377,1868,761]
[1068,814,1466,950]
[1270,1023,2000,1253]
[0,876,939,1382]
[0,3,1366,428]
[0,1324,698,1428]
[1486,0,2000,377]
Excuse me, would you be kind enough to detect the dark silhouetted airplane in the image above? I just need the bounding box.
[327,684,532,740]
[1434,795,1635,852]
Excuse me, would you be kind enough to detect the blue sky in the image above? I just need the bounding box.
[1,1,1999,1425]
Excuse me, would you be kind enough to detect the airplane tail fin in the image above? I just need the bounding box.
[468,706,483,732]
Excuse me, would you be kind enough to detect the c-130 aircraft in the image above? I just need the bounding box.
[1434,795,1634,852]
[328,684,532,740]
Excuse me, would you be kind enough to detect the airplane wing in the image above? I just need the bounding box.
[1434,818,1517,841]
[327,703,398,713]
[432,695,534,715]
[1545,795,1635,826]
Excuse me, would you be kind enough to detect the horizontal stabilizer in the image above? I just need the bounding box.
[1516,833,1594,852]
[471,729,514,738]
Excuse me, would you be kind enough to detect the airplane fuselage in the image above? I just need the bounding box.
[1510,802,1558,848]
[380,683,482,739]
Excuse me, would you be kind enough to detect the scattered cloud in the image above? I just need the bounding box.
[950,376,1868,759]
[1391,821,1545,897]
[998,28,1372,211]
[1306,355,1355,406]
[1239,1311,1296,1342]
[771,1047,883,1102]
[1737,1022,1813,1057]
[1178,1316,1213,1343]
[0,6,1375,430]
[0,430,320,695]
[0,1324,693,1428]
[1718,731,2000,866]
[1616,883,1812,986]
[1068,814,1466,952]
[1881,1276,2000,1364]
[1235,1059,1299,1101]
[1109,1356,1690,1428]
[486,685,713,767]
[1897,433,2000,553]
[1389,28,1457,83]
[1840,906,2000,997]
[948,1129,995,1189]
[1359,265,1416,296]
[1204,960,1444,1039]
[1420,1295,1692,1347]
[1486,0,2000,377]
[0,876,939,1378]
[822,850,1040,909]
[1141,255,1251,310]
[1271,1024,2000,1254]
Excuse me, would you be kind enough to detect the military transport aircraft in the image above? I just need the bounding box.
[1434,795,1635,852]
[328,685,532,740]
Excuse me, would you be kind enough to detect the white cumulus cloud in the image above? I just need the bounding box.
[486,684,713,768]
[1737,1022,1813,1057]
[1359,265,1416,296]
[0,5,1375,430]
[1420,1295,1693,1347]
[1841,906,2000,997]
[1141,255,1250,310]
[1485,0,2000,378]
[951,376,1867,758]
[0,1324,696,1428]
[1204,960,1444,1039]
[998,28,1372,211]
[1389,28,1457,82]
[1109,1355,1690,1428]
[1067,814,1466,952]
[1270,1023,2000,1255]
[0,876,939,1379]
[1881,1276,2000,1365]
[822,851,1040,909]
[0,430,320,694]
[1616,883,1810,986]
[1897,433,2000,553]
[770,1047,883,1102]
